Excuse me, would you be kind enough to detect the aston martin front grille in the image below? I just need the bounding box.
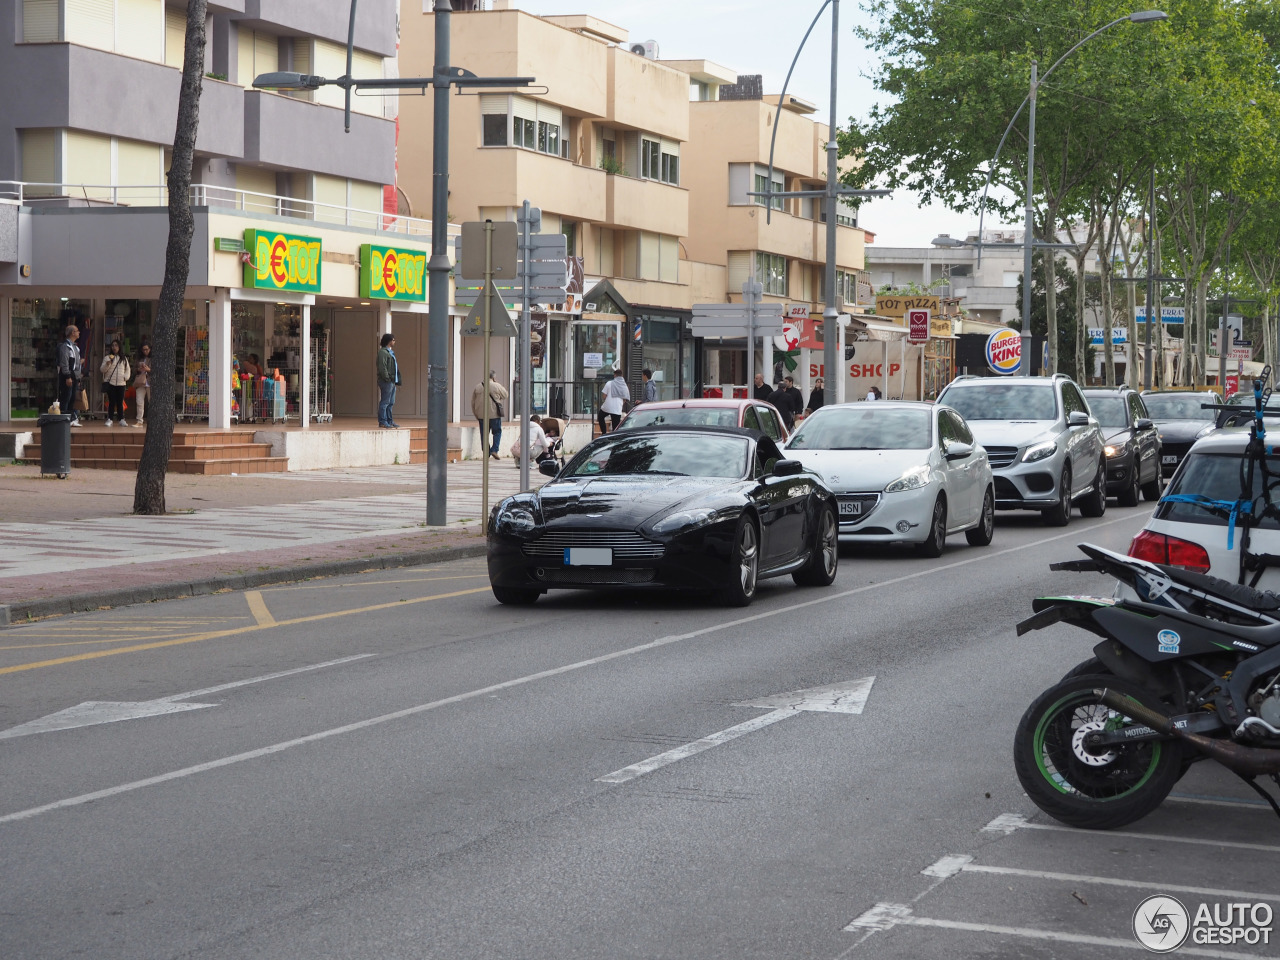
[521,530,666,560]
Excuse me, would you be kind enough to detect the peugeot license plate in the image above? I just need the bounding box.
[565,547,612,566]
[838,501,864,517]
[1162,454,1178,465]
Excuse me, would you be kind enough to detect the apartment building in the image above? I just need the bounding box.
[399,2,871,416]
[0,0,448,443]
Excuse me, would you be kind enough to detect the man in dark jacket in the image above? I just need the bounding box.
[56,324,83,426]
[768,380,798,430]
[784,376,804,417]
[376,333,401,428]
[753,372,771,402]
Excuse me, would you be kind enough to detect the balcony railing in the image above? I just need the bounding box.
[0,181,442,238]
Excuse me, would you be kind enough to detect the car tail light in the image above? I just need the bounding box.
[1128,530,1211,573]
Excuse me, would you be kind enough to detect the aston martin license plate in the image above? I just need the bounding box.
[838,501,864,516]
[565,547,612,566]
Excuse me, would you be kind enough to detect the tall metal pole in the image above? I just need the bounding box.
[1219,235,1231,396]
[822,0,840,393]
[482,221,493,520]
[1021,59,1037,378]
[1144,165,1155,391]
[426,0,452,526]
[519,200,532,492]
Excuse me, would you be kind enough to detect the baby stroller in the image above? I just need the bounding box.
[540,416,566,468]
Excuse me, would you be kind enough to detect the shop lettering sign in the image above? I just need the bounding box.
[359,244,427,302]
[986,328,1022,374]
[243,229,322,293]
[875,295,939,319]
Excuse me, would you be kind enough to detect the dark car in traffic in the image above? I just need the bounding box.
[1140,390,1218,477]
[1081,387,1163,505]
[487,426,838,607]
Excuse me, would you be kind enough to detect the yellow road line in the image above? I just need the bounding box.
[244,591,276,628]
[0,586,491,676]
[0,635,218,652]
[269,573,487,592]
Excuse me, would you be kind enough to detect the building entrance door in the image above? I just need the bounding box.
[570,320,620,416]
[331,310,378,417]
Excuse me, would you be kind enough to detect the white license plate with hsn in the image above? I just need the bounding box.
[565,547,612,566]
[838,501,864,517]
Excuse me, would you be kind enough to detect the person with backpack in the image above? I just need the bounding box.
[100,338,131,426]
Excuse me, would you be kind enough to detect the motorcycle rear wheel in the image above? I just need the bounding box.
[1013,674,1183,830]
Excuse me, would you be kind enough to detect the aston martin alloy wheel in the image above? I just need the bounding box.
[720,516,760,607]
[794,506,839,586]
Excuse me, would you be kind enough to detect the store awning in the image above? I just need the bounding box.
[854,319,909,342]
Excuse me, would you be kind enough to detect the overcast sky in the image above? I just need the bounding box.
[510,0,1020,248]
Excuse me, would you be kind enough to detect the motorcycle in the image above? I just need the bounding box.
[1013,542,1280,830]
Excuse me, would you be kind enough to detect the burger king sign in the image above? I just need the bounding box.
[986,329,1022,375]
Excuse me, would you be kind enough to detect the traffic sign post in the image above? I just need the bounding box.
[691,281,785,395]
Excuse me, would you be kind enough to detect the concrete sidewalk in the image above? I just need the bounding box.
[0,457,539,621]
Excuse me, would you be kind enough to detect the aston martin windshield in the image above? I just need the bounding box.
[565,434,750,479]
[788,407,931,450]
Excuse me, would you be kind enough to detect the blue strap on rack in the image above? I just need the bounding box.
[1159,494,1252,550]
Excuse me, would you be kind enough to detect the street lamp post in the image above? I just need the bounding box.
[972,10,1167,376]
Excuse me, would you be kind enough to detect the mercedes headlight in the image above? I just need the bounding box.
[884,464,931,493]
[1022,440,1058,463]
[649,507,720,536]
[1104,440,1131,458]
[494,504,540,537]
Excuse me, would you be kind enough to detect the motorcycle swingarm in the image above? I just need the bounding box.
[1017,596,1115,637]
[1083,710,1225,748]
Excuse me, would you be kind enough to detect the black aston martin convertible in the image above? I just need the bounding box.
[487,426,839,606]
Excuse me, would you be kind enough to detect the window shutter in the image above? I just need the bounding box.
[659,235,679,283]
[20,130,59,194]
[727,252,751,292]
[23,0,60,42]
[597,227,615,275]
[65,0,113,50]
[254,30,278,76]
[117,0,163,62]
[312,39,347,109]
[164,7,186,67]
[348,179,382,228]
[351,50,383,116]
[727,163,750,204]
[65,131,112,200]
[535,102,563,127]
[115,139,163,204]
[236,164,279,213]
[622,132,640,177]
[236,27,253,84]
[312,174,347,223]
[479,94,508,115]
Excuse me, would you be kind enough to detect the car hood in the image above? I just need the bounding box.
[1103,427,1133,445]
[963,420,1058,450]
[1154,419,1212,443]
[536,476,740,528]
[784,448,929,492]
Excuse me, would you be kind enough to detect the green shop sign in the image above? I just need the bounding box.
[243,229,322,292]
[359,244,427,302]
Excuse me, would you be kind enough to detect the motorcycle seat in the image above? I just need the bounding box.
[1158,564,1280,612]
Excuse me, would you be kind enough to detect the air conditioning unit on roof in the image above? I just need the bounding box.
[628,40,660,59]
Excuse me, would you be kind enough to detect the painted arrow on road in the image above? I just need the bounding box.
[596,676,875,784]
[0,655,373,740]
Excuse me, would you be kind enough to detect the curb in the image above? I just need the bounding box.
[0,542,488,625]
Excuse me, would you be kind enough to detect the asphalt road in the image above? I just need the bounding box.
[1,503,1276,960]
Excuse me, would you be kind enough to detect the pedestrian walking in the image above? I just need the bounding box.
[806,376,825,415]
[753,372,772,402]
[376,334,400,428]
[641,368,658,404]
[132,343,152,426]
[768,379,799,430]
[600,368,629,431]
[784,376,804,417]
[56,325,83,426]
[472,370,509,460]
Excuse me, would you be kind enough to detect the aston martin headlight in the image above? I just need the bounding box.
[1104,440,1131,458]
[494,504,540,537]
[1022,440,1058,463]
[649,507,720,536]
[884,464,931,493]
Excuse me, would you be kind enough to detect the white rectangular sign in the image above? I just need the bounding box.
[583,352,604,368]
[1088,327,1127,345]
[1134,306,1186,324]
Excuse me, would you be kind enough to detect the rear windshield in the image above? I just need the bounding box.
[941,383,1058,421]
[1158,451,1280,530]
[618,407,739,430]
[1143,396,1215,421]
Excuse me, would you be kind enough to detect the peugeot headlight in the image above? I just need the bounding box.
[1195,424,1216,439]
[884,464,931,493]
[494,503,540,537]
[650,507,720,536]
[1104,440,1131,458]
[1022,440,1058,463]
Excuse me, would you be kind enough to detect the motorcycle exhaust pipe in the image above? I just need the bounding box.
[1096,688,1280,776]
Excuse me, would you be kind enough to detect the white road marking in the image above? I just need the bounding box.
[0,514,1135,824]
[922,855,1280,902]
[843,903,1259,958]
[0,655,373,740]
[984,813,1280,855]
[596,677,876,784]
[1168,792,1274,810]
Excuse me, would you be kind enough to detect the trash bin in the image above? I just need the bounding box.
[37,413,72,479]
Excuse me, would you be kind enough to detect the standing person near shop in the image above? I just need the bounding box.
[806,376,825,416]
[641,368,658,405]
[600,368,629,431]
[472,370,509,460]
[132,342,152,426]
[768,379,799,430]
[56,324,83,427]
[100,339,131,426]
[376,334,401,428]
[784,376,804,418]
[753,372,771,401]
[866,385,882,401]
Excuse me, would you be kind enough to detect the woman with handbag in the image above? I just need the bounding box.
[132,343,152,426]
[100,339,131,426]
